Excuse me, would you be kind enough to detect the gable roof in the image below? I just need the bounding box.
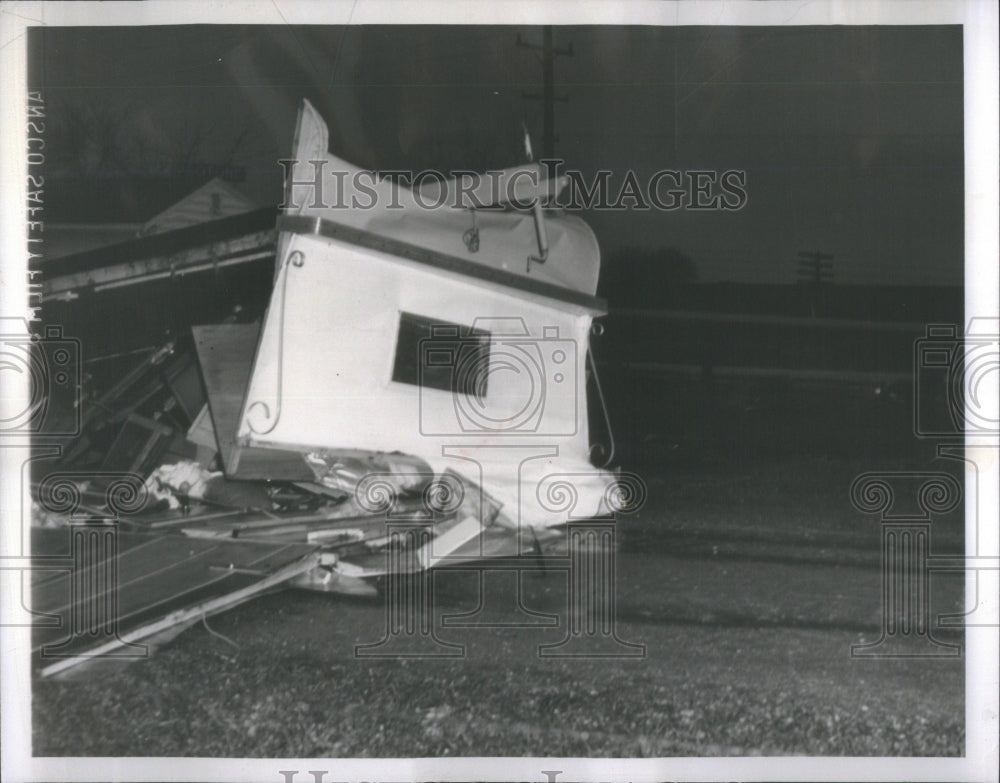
[43,168,250,226]
[140,178,258,236]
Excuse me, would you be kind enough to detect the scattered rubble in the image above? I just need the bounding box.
[31,99,622,677]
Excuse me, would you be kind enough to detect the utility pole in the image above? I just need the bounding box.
[795,250,834,318]
[796,250,835,285]
[518,26,573,159]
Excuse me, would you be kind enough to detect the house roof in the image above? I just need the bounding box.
[140,178,258,236]
[43,169,249,226]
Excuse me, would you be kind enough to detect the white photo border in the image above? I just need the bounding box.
[1,2,996,782]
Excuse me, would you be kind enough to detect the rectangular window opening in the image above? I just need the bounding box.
[392,312,491,399]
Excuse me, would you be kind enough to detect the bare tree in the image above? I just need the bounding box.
[46,93,256,180]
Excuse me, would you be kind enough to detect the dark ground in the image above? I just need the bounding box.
[31,276,969,756]
[32,440,967,756]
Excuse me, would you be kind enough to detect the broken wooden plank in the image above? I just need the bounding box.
[39,548,319,678]
[181,509,397,540]
[31,527,318,677]
[192,323,314,481]
[39,208,278,299]
[186,403,218,450]
[138,508,247,530]
[33,533,312,627]
[99,413,176,474]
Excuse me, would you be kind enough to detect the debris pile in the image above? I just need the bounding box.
[31,99,621,677]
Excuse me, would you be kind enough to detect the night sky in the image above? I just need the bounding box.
[30,24,964,285]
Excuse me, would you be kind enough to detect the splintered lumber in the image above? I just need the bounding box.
[418,514,485,568]
[174,493,435,538]
[134,508,247,530]
[181,510,407,540]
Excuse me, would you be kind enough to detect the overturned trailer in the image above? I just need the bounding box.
[214,100,620,555]
[32,101,635,675]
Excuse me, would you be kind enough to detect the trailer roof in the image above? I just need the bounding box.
[283,100,603,299]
